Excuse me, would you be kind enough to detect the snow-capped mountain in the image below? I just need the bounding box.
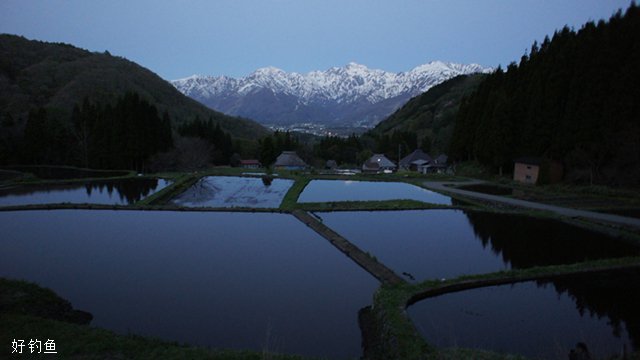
[172,61,491,128]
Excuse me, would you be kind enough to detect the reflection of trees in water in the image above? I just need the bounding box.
[463,210,640,351]
[83,178,161,204]
[463,210,638,268]
[0,179,164,204]
[543,269,640,351]
[7,166,128,179]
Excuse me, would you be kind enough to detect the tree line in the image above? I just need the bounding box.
[17,93,173,171]
[449,4,640,185]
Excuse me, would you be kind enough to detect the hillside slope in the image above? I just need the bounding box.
[0,34,268,139]
[367,74,486,154]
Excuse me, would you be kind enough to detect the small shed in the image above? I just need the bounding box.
[514,157,563,185]
[362,154,397,173]
[326,160,338,170]
[273,151,308,170]
[240,159,262,169]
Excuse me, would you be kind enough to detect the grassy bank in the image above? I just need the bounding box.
[0,278,309,360]
[370,257,640,360]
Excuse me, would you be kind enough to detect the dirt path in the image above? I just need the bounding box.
[292,210,405,285]
[423,180,640,230]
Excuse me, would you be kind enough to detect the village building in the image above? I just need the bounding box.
[240,159,262,169]
[399,149,432,171]
[362,154,397,173]
[325,160,338,170]
[419,154,449,174]
[273,151,308,170]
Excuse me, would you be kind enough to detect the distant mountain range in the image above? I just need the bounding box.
[172,61,492,128]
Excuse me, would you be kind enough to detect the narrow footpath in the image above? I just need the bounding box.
[423,181,640,230]
[292,209,405,286]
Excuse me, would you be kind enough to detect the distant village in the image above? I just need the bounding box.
[240,149,561,186]
[240,149,450,174]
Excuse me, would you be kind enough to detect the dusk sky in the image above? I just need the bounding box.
[0,0,632,80]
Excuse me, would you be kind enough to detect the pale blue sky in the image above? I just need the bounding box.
[0,0,632,80]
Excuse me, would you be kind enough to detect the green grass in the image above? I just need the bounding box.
[135,173,199,206]
[279,176,311,210]
[295,199,450,212]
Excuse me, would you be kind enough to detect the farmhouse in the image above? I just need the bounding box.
[273,151,308,170]
[399,149,432,171]
[418,154,449,174]
[240,159,261,169]
[362,154,397,173]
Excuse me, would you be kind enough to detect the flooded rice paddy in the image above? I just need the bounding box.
[171,176,294,208]
[318,209,639,281]
[298,179,452,205]
[0,210,378,359]
[0,178,171,206]
[408,269,640,359]
[1,174,639,359]
[2,165,130,179]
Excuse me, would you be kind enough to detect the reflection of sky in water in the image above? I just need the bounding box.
[298,180,451,205]
[0,210,377,358]
[171,176,294,208]
[0,179,171,206]
[409,280,636,359]
[319,209,638,282]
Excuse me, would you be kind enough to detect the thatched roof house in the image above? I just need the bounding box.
[362,154,397,173]
[273,151,308,170]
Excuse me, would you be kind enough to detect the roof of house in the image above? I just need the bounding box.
[434,154,448,164]
[514,157,543,165]
[273,151,307,167]
[411,159,430,166]
[400,149,432,167]
[240,159,261,165]
[364,154,396,169]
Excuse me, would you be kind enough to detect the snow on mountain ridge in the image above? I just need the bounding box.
[171,61,492,128]
[173,61,491,105]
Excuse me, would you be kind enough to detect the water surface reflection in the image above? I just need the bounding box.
[319,210,638,281]
[298,180,452,205]
[408,269,640,359]
[0,178,171,206]
[0,210,377,358]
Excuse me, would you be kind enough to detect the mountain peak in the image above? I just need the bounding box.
[172,61,491,128]
[252,66,285,74]
[345,61,367,69]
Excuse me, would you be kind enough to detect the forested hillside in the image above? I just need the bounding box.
[0,34,267,139]
[368,74,486,156]
[449,5,640,186]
